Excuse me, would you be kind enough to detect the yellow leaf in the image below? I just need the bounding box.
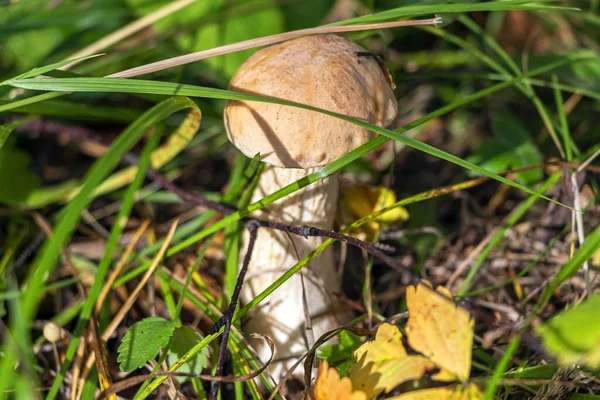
[342,185,409,240]
[406,281,474,382]
[387,383,484,400]
[512,277,523,301]
[314,360,367,400]
[349,323,437,398]
[373,186,409,224]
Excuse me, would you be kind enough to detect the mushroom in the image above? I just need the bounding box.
[224,34,398,378]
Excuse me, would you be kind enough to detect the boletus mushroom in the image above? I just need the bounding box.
[224,34,398,378]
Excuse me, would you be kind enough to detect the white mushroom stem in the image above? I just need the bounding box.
[241,165,343,378]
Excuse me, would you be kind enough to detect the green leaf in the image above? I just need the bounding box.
[166,326,209,383]
[318,330,362,376]
[117,317,176,372]
[537,293,600,368]
[467,110,542,184]
[0,143,41,206]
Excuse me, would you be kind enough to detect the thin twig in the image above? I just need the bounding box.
[107,18,442,78]
[209,220,260,400]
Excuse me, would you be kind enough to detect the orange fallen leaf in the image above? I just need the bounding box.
[406,281,474,382]
[314,360,367,400]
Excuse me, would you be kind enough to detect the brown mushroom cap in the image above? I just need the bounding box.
[224,34,398,169]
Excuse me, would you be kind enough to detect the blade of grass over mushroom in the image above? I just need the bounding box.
[10,56,590,211]
[456,173,561,296]
[1,97,200,400]
[94,57,590,291]
[115,84,532,286]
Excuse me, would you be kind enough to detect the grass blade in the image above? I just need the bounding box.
[8,55,592,211]
[0,54,103,85]
[541,223,600,305]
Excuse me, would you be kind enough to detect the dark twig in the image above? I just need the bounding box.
[209,220,260,400]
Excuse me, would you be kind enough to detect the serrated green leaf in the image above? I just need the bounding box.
[537,293,600,368]
[117,317,176,372]
[166,326,209,383]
